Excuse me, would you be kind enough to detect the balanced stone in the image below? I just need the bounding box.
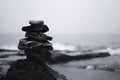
[2,20,68,80]
[22,25,49,33]
[18,38,53,50]
[25,50,52,62]
[25,32,53,41]
[29,20,44,25]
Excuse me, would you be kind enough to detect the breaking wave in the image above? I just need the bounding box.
[95,48,120,55]
[53,43,77,51]
[0,43,120,56]
[0,44,18,51]
[0,43,77,51]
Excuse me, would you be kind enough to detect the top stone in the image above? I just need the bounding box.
[22,25,49,33]
[29,20,44,25]
[22,20,49,33]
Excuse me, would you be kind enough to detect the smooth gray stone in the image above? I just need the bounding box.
[25,32,53,41]
[29,20,44,25]
[18,38,53,50]
[22,25,49,33]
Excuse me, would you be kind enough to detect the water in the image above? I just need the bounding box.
[0,33,120,55]
[53,65,120,80]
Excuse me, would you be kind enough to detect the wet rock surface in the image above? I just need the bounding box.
[2,20,67,80]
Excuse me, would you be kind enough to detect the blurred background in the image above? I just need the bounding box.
[0,0,120,80]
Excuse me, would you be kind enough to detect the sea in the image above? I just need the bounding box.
[0,33,120,55]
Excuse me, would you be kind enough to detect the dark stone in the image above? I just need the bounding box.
[48,51,110,64]
[18,38,53,50]
[22,25,49,33]
[29,20,44,25]
[25,50,52,62]
[25,32,53,41]
[3,60,67,80]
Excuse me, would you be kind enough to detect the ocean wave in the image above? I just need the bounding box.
[0,44,120,56]
[53,43,77,51]
[94,48,120,55]
[0,43,77,51]
[0,44,18,51]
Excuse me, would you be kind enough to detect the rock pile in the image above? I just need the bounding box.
[3,20,67,80]
[18,20,53,62]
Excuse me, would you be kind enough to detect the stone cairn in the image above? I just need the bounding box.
[3,20,67,80]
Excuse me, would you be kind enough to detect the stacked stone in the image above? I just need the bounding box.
[18,20,53,62]
[2,20,67,80]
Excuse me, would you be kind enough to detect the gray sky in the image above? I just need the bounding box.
[0,0,120,34]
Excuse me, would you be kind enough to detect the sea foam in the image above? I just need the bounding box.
[95,48,120,55]
[1,43,120,56]
[0,43,77,51]
[0,44,18,51]
[53,43,77,51]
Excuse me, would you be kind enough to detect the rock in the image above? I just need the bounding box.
[18,38,53,50]
[29,20,44,25]
[2,20,68,80]
[48,52,110,64]
[25,32,53,41]
[24,50,52,62]
[22,25,49,33]
[3,60,67,80]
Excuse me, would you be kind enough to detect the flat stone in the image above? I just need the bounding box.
[25,32,53,41]
[29,20,44,25]
[22,25,49,33]
[18,38,53,50]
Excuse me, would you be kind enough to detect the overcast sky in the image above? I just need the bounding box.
[0,0,120,34]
